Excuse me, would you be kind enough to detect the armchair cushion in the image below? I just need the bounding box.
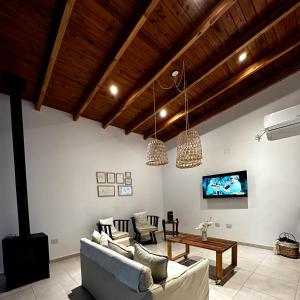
[133,211,149,226]
[112,231,130,240]
[136,224,157,234]
[133,243,168,283]
[99,217,117,233]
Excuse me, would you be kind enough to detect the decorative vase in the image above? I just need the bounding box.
[202,230,207,241]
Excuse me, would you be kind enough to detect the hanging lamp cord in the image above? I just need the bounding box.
[183,62,189,134]
[153,82,157,139]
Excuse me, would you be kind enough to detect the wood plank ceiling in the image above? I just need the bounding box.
[0,0,299,141]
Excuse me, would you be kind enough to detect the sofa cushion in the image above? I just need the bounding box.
[108,240,133,260]
[112,231,129,240]
[133,211,149,226]
[133,243,168,283]
[99,217,117,233]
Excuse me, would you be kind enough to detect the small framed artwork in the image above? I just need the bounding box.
[96,172,106,184]
[125,172,131,179]
[107,172,115,184]
[125,177,132,185]
[118,185,133,196]
[97,185,115,197]
[116,173,124,184]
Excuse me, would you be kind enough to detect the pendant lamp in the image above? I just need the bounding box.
[176,70,202,168]
[146,83,168,166]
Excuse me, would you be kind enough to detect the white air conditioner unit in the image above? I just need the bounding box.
[264,104,300,141]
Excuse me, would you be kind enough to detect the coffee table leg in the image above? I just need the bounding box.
[167,241,172,260]
[216,252,223,284]
[232,244,237,266]
[184,244,190,259]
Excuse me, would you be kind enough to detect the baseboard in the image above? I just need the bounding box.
[238,241,273,251]
[50,252,79,263]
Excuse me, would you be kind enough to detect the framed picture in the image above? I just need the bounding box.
[96,172,106,184]
[116,173,124,184]
[125,172,131,179]
[118,185,133,196]
[97,185,115,197]
[107,172,115,184]
[125,177,132,185]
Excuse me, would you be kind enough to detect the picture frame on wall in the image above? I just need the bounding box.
[125,172,131,179]
[125,177,132,185]
[97,185,115,197]
[116,173,124,184]
[118,185,133,196]
[107,172,115,184]
[96,172,106,184]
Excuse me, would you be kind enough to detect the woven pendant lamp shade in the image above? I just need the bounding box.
[176,130,202,168]
[146,139,168,166]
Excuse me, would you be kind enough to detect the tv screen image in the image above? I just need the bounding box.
[202,171,248,198]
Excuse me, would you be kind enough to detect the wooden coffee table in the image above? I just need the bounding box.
[167,233,237,285]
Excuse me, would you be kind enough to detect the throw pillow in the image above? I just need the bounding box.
[91,230,112,247]
[91,230,102,244]
[99,217,117,233]
[108,240,133,260]
[133,211,149,227]
[133,243,168,283]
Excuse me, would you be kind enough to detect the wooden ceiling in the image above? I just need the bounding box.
[0,0,300,141]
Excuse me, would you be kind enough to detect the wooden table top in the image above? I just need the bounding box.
[167,233,237,253]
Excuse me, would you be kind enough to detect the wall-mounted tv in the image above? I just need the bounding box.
[202,171,248,198]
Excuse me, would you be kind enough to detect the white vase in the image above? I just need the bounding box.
[202,230,207,241]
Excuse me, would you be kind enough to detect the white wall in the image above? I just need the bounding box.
[163,71,300,247]
[0,96,164,273]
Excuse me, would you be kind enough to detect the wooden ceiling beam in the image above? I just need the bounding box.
[161,60,300,142]
[125,0,300,135]
[101,0,236,129]
[35,0,75,111]
[143,34,300,139]
[73,0,160,121]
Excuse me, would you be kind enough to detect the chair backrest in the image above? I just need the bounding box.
[113,219,129,232]
[96,222,112,238]
[147,215,159,227]
[97,219,130,238]
[131,216,159,231]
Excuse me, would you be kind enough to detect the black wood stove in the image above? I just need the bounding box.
[1,74,49,290]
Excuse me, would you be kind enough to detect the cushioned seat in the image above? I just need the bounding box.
[131,212,159,244]
[136,225,157,234]
[112,231,130,240]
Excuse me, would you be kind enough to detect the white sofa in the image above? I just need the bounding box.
[80,238,209,300]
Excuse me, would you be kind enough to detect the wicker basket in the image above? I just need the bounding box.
[277,233,299,259]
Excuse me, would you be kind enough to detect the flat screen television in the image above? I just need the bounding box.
[202,170,248,198]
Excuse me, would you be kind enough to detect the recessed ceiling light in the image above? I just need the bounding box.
[238,52,247,62]
[109,84,118,95]
[171,70,179,77]
[160,109,167,118]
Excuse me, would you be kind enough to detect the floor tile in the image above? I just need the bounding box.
[209,280,242,300]
[255,264,300,285]
[234,287,281,300]
[244,273,297,300]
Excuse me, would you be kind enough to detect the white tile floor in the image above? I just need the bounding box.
[1,237,300,300]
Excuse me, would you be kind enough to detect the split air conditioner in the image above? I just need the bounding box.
[264,104,300,141]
